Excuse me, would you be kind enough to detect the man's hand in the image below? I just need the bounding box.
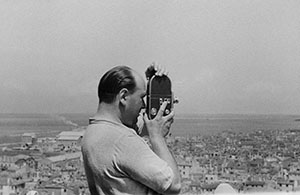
[143,101,181,194]
[145,62,169,80]
[143,101,174,138]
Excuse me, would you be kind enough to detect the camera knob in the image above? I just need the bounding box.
[151,108,157,116]
[165,109,170,115]
[173,97,179,104]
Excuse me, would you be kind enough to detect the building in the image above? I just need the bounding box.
[36,137,57,152]
[277,180,295,192]
[200,182,220,194]
[0,154,31,170]
[0,171,30,195]
[0,176,15,195]
[175,156,192,179]
[0,155,16,169]
[243,181,265,192]
[22,133,37,146]
[35,185,75,195]
[204,174,218,184]
[46,152,82,170]
[56,131,84,151]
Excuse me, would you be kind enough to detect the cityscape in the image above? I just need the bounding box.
[1,123,300,195]
[1,1,300,195]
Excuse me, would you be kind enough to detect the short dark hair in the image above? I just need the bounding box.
[98,66,136,103]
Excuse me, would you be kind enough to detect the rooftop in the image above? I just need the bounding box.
[47,152,82,163]
[56,131,84,141]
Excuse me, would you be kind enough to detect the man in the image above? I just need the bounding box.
[81,64,181,195]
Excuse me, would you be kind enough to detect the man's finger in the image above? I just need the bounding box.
[155,64,161,75]
[156,101,168,118]
[163,110,175,122]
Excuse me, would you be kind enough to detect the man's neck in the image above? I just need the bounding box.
[94,103,122,124]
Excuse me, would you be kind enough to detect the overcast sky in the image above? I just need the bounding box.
[1,0,300,115]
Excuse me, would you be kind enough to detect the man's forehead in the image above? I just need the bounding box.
[133,71,146,90]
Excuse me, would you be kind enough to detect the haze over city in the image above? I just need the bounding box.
[1,0,300,115]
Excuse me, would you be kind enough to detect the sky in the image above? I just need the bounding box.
[0,0,300,115]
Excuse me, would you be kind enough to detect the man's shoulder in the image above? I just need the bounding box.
[84,120,138,140]
[82,120,146,155]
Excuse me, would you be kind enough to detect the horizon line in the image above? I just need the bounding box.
[0,112,299,116]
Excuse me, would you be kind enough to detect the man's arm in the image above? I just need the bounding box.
[143,102,181,194]
[82,153,99,195]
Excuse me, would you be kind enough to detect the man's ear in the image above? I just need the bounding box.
[119,88,129,105]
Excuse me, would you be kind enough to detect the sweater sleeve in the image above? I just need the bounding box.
[114,134,174,193]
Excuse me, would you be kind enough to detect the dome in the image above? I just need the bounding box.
[215,183,237,194]
[26,191,38,195]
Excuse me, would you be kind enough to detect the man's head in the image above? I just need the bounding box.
[98,66,136,103]
[98,66,146,128]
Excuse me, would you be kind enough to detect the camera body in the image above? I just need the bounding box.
[146,75,173,119]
